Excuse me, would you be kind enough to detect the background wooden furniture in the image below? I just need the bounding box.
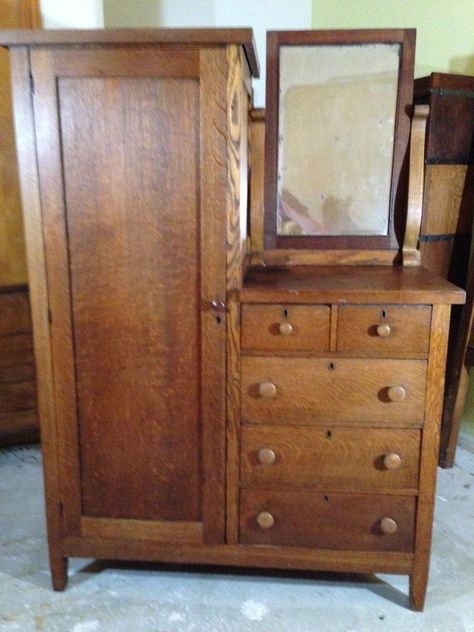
[414,73,474,467]
[414,73,474,283]
[0,0,41,444]
[0,286,38,446]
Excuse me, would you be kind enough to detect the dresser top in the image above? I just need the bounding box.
[0,28,259,77]
[241,266,465,305]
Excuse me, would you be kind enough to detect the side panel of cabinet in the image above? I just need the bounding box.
[30,47,227,543]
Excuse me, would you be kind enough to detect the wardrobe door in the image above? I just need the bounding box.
[31,46,227,543]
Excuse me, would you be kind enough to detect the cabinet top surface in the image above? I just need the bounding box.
[0,27,259,77]
[241,266,466,305]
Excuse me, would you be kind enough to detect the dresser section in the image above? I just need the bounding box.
[240,490,416,552]
[235,266,464,610]
[241,426,421,491]
[337,305,431,356]
[241,357,427,426]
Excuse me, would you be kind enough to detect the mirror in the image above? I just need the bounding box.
[264,30,415,250]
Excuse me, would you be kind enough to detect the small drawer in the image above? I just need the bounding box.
[241,304,330,352]
[241,357,427,426]
[240,490,416,552]
[337,305,431,356]
[241,426,420,491]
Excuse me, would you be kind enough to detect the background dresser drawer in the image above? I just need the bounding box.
[241,357,427,425]
[240,490,416,552]
[241,426,420,491]
[241,304,330,352]
[337,305,431,356]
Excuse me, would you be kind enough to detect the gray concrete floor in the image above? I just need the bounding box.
[0,445,473,632]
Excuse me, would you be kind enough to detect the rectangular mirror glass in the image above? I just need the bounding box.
[263,30,416,251]
[277,43,400,237]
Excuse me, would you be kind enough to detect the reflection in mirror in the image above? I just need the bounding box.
[277,44,401,237]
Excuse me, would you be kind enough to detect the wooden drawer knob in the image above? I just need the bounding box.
[256,511,275,529]
[279,322,294,336]
[380,516,398,535]
[258,448,276,465]
[376,324,391,337]
[383,453,402,470]
[387,386,406,402]
[258,382,277,399]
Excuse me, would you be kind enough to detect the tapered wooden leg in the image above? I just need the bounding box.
[409,568,428,611]
[50,549,68,591]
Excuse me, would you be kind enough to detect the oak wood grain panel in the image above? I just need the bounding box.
[329,304,338,352]
[199,48,228,543]
[49,47,200,79]
[410,304,451,611]
[242,357,427,425]
[226,297,241,544]
[250,249,399,267]
[226,45,249,292]
[81,517,203,544]
[241,304,330,352]
[241,426,420,491]
[58,75,201,522]
[62,537,413,575]
[10,46,67,588]
[241,266,465,305]
[337,305,431,356]
[240,490,416,552]
[32,48,83,538]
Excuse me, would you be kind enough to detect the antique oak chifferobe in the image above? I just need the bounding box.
[0,28,464,610]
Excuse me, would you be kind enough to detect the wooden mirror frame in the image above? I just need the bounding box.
[263,29,416,254]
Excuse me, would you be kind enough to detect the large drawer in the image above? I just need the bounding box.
[337,305,431,357]
[241,426,420,491]
[241,357,427,426]
[240,490,416,552]
[241,304,330,352]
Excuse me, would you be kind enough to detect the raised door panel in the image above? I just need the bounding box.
[31,47,227,542]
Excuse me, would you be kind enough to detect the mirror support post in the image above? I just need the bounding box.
[403,104,430,266]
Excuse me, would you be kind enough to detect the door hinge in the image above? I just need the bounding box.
[29,71,35,95]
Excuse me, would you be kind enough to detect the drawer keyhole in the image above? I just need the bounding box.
[381,308,388,319]
[328,362,336,371]
[283,308,289,318]
[326,430,332,439]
